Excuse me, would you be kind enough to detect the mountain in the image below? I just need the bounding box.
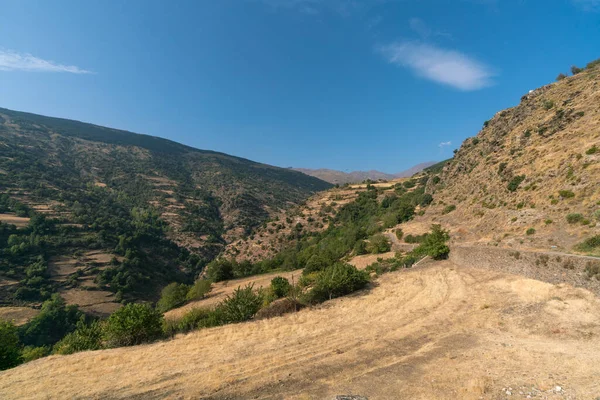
[402,62,600,254]
[0,107,331,309]
[292,161,437,184]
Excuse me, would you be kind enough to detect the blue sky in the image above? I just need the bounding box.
[0,0,598,173]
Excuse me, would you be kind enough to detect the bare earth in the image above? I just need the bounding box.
[0,213,30,228]
[2,261,600,399]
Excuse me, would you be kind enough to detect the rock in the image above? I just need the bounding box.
[555,386,562,392]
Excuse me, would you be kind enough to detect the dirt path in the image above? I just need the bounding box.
[2,261,600,399]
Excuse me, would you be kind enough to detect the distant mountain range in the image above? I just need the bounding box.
[292,162,438,184]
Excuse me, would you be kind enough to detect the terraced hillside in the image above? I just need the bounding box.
[401,63,600,255]
[0,107,330,309]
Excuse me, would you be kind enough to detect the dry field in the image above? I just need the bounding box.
[0,213,30,228]
[3,261,600,399]
[0,307,39,326]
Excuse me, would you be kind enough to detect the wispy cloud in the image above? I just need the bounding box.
[256,0,393,16]
[572,0,600,11]
[409,18,451,40]
[0,49,92,74]
[377,41,495,91]
[438,141,452,148]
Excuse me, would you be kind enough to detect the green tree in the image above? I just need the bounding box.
[270,277,291,298]
[53,318,103,355]
[219,284,263,323]
[0,320,22,370]
[366,234,391,254]
[186,279,212,301]
[307,263,370,303]
[413,224,450,260]
[103,303,164,347]
[156,282,190,313]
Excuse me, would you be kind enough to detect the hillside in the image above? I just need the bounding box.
[401,64,600,254]
[3,261,600,399]
[0,107,331,310]
[293,161,436,184]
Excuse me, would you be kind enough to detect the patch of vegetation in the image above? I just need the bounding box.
[305,263,370,304]
[526,228,536,235]
[0,320,22,371]
[507,175,526,192]
[586,145,599,155]
[566,213,584,224]
[543,100,555,110]
[442,205,456,214]
[559,190,575,198]
[103,303,164,348]
[366,234,391,254]
[270,276,291,298]
[576,235,600,255]
[157,283,190,313]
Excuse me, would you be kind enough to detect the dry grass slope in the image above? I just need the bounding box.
[2,262,600,399]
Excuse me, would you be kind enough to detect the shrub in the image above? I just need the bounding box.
[270,277,291,298]
[53,318,102,355]
[19,294,81,347]
[412,224,450,260]
[219,284,263,323]
[0,320,22,370]
[186,279,212,301]
[103,303,164,347]
[594,210,600,221]
[395,229,404,240]
[543,100,554,110]
[526,228,536,235]
[405,233,428,244]
[576,235,600,253]
[164,307,224,336]
[21,346,50,362]
[507,175,526,192]
[307,263,370,304]
[558,190,575,198]
[157,283,190,313]
[586,145,599,155]
[556,73,567,81]
[442,205,456,214]
[585,261,600,279]
[420,193,434,207]
[571,65,583,75]
[366,234,391,254]
[566,213,584,224]
[255,298,302,320]
[204,259,234,282]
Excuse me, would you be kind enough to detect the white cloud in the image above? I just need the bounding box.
[377,41,494,91]
[256,0,393,16]
[0,49,92,74]
[438,141,452,148]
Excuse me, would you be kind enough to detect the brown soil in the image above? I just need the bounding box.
[3,262,600,399]
[0,213,30,228]
[0,307,39,326]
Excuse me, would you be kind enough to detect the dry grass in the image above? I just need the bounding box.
[0,213,30,228]
[0,307,39,326]
[3,262,600,399]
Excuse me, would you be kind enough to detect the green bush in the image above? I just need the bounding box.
[353,240,367,256]
[442,205,456,214]
[103,303,164,347]
[19,294,81,347]
[0,320,22,370]
[586,145,598,155]
[186,279,212,301]
[556,73,567,81]
[507,175,526,192]
[219,284,263,323]
[157,282,190,313]
[204,259,234,282]
[594,210,600,221]
[526,228,536,235]
[576,235,600,254]
[412,225,450,260]
[395,229,403,240]
[366,234,391,254]
[307,263,370,304]
[270,277,291,298]
[566,213,584,224]
[571,65,583,75]
[543,100,555,110]
[164,307,225,336]
[53,318,102,355]
[21,346,50,362]
[558,190,575,198]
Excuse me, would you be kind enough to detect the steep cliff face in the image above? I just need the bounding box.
[407,64,600,252]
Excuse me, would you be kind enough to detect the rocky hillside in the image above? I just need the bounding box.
[403,62,600,254]
[0,107,330,308]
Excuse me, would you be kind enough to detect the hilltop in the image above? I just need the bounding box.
[0,107,330,310]
[293,161,436,184]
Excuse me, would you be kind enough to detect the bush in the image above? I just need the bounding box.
[558,190,575,198]
[307,263,370,304]
[543,100,555,110]
[526,228,536,235]
[405,233,428,244]
[21,346,50,362]
[442,205,456,214]
[353,240,367,256]
[366,234,391,254]
[204,259,234,282]
[507,175,526,192]
[412,224,450,260]
[586,145,598,155]
[395,229,404,240]
[186,279,212,301]
[53,318,102,355]
[19,294,81,347]
[219,284,263,323]
[156,283,190,313]
[0,320,22,370]
[103,303,164,347]
[270,277,291,298]
[571,65,583,75]
[566,213,584,224]
[556,73,567,81]
[576,235,600,253]
[164,307,224,336]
